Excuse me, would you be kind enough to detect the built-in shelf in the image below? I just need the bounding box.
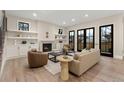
[6,30,38,59]
[55,34,66,37]
[55,39,66,41]
[7,37,38,40]
[6,30,38,40]
[7,30,38,34]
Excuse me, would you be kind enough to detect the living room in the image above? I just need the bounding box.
[0,10,124,82]
[1,0,124,92]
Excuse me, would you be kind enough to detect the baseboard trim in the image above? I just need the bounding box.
[114,55,123,60]
[6,56,27,61]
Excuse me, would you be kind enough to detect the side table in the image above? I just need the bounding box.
[57,55,73,80]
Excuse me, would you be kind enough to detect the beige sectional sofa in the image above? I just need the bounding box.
[69,49,100,76]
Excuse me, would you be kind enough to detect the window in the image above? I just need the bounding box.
[99,24,113,57]
[77,27,95,51]
[69,30,75,51]
[18,21,30,31]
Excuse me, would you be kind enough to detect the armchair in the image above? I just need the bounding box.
[28,50,48,68]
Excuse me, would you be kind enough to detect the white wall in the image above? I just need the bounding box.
[123,16,124,59]
[7,15,65,41]
[6,15,65,58]
[37,21,65,51]
[37,21,63,41]
[65,14,124,59]
[7,15,37,32]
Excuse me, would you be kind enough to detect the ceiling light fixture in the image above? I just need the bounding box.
[33,13,37,17]
[63,21,66,24]
[72,18,75,22]
[84,14,88,17]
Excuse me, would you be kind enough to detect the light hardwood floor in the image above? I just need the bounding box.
[0,56,124,82]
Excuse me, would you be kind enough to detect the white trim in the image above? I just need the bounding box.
[114,55,123,60]
[7,30,38,34]
[6,55,26,61]
[40,39,55,42]
[7,37,38,40]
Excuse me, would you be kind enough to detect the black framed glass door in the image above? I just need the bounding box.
[69,30,75,51]
[99,24,113,57]
[86,28,95,49]
[77,29,85,51]
[77,27,95,51]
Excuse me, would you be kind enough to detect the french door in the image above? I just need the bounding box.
[99,24,113,57]
[77,27,95,51]
[77,29,85,51]
[69,30,75,51]
[86,28,94,49]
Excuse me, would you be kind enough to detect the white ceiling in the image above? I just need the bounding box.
[6,10,124,27]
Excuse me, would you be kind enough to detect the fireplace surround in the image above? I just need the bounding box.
[43,43,52,52]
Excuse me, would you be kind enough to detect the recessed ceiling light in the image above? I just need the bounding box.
[33,13,37,17]
[72,18,75,22]
[63,21,66,24]
[84,14,88,17]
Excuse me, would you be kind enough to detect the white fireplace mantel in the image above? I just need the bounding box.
[40,39,56,51]
[40,39,55,43]
[39,39,65,52]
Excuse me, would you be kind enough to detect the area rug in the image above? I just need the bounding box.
[44,60,61,75]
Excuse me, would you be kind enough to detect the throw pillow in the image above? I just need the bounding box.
[81,49,87,53]
[31,48,37,52]
[73,53,80,60]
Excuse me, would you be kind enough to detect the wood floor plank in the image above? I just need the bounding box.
[0,56,124,82]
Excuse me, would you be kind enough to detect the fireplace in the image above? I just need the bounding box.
[43,43,52,52]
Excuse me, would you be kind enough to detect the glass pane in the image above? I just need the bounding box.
[90,29,93,36]
[101,26,112,54]
[71,32,73,36]
[79,31,81,35]
[69,31,75,50]
[78,30,84,50]
[86,28,94,49]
